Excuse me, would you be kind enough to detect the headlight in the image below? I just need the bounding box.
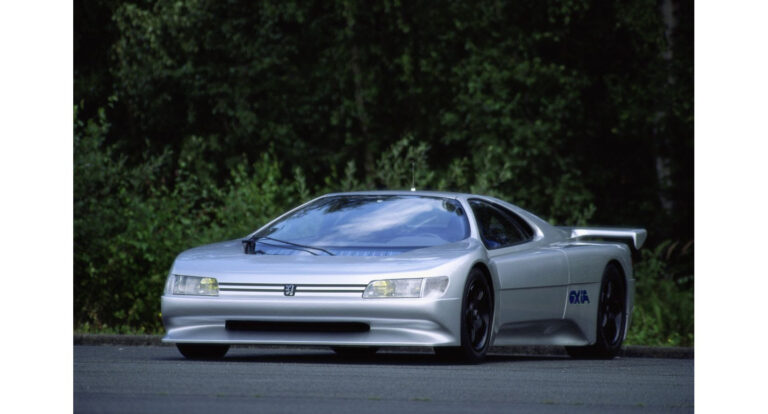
[165,275,219,296]
[362,276,449,298]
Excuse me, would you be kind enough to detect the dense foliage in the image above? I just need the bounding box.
[74,0,693,346]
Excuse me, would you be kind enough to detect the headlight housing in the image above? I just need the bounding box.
[164,275,219,296]
[362,276,449,298]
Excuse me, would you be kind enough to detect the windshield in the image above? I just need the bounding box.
[253,195,470,253]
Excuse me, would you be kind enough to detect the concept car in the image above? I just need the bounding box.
[162,191,645,362]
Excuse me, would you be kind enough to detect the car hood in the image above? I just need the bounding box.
[171,238,484,284]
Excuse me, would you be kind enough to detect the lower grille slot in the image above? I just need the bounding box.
[225,320,370,333]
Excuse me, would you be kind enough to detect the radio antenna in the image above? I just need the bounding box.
[410,160,416,191]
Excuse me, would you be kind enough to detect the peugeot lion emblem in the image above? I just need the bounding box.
[284,284,296,296]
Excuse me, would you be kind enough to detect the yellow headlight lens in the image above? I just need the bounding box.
[370,280,395,297]
[363,277,448,298]
[169,275,219,296]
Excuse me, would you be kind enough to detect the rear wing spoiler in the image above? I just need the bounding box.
[559,227,647,250]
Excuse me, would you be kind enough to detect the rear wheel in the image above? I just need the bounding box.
[435,268,493,363]
[176,344,230,360]
[566,263,627,359]
[331,346,379,358]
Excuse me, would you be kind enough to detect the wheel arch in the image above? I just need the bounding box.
[469,261,499,344]
[606,259,626,281]
[605,258,634,341]
[470,262,494,303]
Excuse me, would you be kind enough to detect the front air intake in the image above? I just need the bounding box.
[225,320,370,333]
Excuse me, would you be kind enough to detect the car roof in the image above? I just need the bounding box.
[248,190,566,243]
[318,191,569,244]
[321,190,473,199]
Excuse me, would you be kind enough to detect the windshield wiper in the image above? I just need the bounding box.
[242,236,335,256]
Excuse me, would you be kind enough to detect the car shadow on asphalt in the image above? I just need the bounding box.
[158,349,570,366]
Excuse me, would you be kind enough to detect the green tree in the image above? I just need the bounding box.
[74,0,693,341]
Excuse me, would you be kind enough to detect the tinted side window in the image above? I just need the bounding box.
[469,200,534,249]
[502,207,535,240]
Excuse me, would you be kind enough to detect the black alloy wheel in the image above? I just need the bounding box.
[435,268,493,363]
[566,263,627,359]
[176,344,230,360]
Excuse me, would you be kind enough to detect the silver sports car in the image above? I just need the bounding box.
[162,191,645,362]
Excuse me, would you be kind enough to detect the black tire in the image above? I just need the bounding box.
[435,268,493,363]
[331,346,379,357]
[176,344,230,360]
[566,263,627,359]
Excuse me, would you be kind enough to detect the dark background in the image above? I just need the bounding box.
[73,0,693,346]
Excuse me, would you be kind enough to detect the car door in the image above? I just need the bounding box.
[469,199,569,325]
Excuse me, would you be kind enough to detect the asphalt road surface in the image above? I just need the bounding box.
[74,345,693,413]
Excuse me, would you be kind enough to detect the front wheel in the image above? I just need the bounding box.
[566,263,627,359]
[435,268,493,363]
[176,344,230,360]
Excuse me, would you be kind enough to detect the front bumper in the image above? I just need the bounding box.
[161,294,462,346]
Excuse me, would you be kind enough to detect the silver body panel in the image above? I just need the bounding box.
[162,191,639,348]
